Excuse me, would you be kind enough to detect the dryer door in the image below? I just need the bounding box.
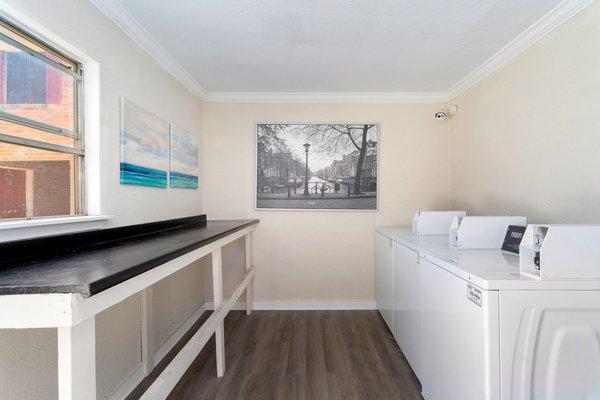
[499,290,600,400]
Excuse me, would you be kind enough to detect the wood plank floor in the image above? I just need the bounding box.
[150,310,423,400]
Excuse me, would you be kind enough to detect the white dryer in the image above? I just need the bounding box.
[387,225,600,400]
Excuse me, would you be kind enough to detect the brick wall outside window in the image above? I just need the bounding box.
[0,74,76,218]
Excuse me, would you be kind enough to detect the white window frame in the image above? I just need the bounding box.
[0,17,85,214]
[0,2,109,241]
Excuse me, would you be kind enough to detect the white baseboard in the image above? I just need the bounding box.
[205,300,377,310]
[153,303,208,365]
[106,364,146,400]
[256,300,377,310]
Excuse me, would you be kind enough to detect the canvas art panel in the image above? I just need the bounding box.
[170,124,199,189]
[120,98,169,188]
[256,123,378,210]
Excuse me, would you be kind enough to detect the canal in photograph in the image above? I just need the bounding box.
[285,177,330,194]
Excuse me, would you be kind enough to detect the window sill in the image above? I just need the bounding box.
[0,215,112,243]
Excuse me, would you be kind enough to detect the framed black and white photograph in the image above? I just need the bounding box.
[256,123,378,210]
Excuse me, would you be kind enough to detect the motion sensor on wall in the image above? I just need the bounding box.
[435,104,458,120]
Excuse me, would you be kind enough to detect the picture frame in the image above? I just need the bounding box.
[255,123,379,211]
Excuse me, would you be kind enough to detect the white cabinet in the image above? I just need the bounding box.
[376,232,394,331]
[419,258,500,400]
[393,242,421,378]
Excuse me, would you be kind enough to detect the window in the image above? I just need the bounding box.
[6,52,50,104]
[0,18,83,220]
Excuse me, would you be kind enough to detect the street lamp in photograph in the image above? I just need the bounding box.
[303,142,311,195]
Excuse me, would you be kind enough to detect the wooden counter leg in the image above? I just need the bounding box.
[57,316,96,400]
[212,248,225,377]
[245,232,253,315]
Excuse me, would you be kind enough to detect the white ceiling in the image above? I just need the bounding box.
[110,0,566,95]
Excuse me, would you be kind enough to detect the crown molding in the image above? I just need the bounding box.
[447,0,595,100]
[85,0,446,104]
[90,0,593,104]
[89,0,209,100]
[206,92,449,103]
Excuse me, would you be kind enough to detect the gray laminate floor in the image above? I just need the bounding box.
[130,310,423,400]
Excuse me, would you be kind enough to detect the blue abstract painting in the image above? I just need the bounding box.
[120,98,169,188]
[169,124,199,189]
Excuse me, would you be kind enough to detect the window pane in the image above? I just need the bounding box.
[6,51,46,103]
[0,119,75,147]
[0,142,76,219]
[0,22,77,71]
[0,43,76,132]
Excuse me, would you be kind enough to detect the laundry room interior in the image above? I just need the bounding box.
[0,0,599,399]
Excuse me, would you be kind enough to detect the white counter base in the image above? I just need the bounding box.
[0,225,255,400]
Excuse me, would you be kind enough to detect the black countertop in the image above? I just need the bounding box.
[0,216,258,297]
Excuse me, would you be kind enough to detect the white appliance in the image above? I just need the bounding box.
[376,228,448,382]
[376,226,600,400]
[448,215,527,249]
[520,224,600,279]
[394,240,422,378]
[499,290,600,399]
[375,231,394,331]
[419,256,499,400]
[412,211,466,235]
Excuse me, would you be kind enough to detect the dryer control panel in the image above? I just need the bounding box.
[412,211,466,235]
[520,225,600,279]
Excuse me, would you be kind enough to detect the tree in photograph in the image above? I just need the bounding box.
[257,124,311,192]
[257,124,287,190]
[296,124,376,194]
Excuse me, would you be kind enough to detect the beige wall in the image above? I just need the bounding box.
[153,261,206,352]
[4,0,599,398]
[0,328,57,399]
[204,238,248,301]
[0,1,205,399]
[450,1,600,223]
[96,294,143,399]
[3,0,205,227]
[202,102,450,302]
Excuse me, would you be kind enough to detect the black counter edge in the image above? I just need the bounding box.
[88,219,259,296]
[0,214,208,269]
[0,219,259,297]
